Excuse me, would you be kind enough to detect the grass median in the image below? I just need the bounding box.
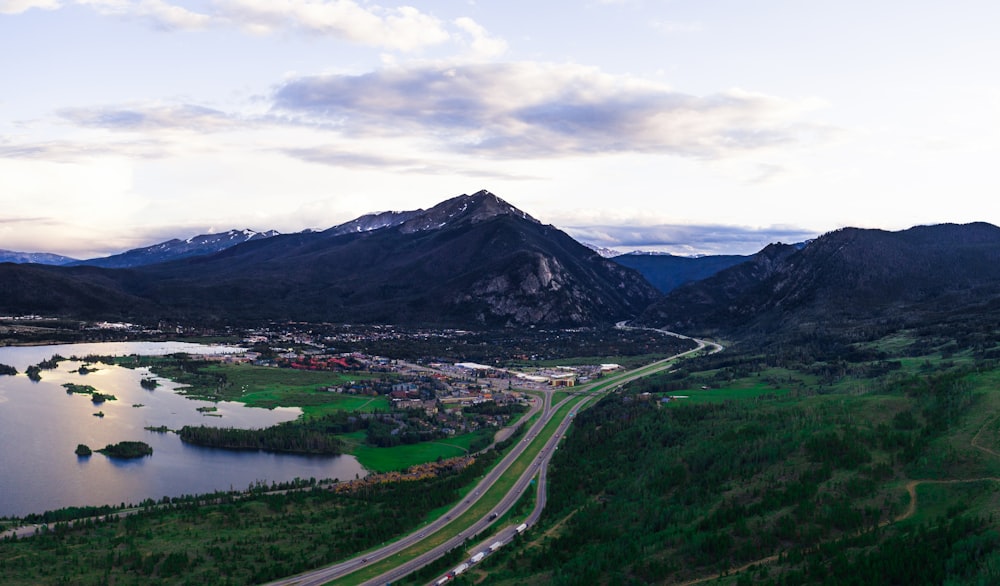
[328,394,590,585]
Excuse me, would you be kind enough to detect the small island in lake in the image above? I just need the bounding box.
[75,444,92,456]
[62,383,117,403]
[97,441,153,459]
[0,363,17,376]
[139,377,158,390]
[64,383,98,395]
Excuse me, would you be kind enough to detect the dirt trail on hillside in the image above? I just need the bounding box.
[672,415,1000,585]
[972,415,1000,459]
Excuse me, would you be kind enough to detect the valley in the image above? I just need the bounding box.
[0,325,701,584]
[4,197,1000,584]
[3,317,1000,585]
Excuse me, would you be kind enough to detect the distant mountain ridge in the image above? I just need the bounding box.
[638,222,1000,337]
[69,229,281,269]
[7,195,999,336]
[582,243,623,258]
[0,250,78,266]
[612,251,750,293]
[3,193,539,268]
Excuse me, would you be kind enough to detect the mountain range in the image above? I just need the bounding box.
[3,191,1000,339]
[65,229,281,269]
[638,222,1000,340]
[0,250,79,265]
[0,191,658,327]
[611,252,750,293]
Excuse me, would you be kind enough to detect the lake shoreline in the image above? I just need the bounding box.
[0,341,365,517]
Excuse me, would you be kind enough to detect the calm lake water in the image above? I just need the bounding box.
[0,342,366,517]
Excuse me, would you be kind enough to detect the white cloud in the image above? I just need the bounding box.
[6,0,460,50]
[564,223,818,256]
[0,0,60,14]
[213,0,451,51]
[0,137,169,162]
[454,16,507,58]
[58,103,238,132]
[280,143,539,180]
[273,62,827,159]
[76,0,210,30]
[0,103,240,164]
[138,0,211,30]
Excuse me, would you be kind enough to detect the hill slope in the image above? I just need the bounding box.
[639,222,1000,337]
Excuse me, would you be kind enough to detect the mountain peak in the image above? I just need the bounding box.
[399,190,539,233]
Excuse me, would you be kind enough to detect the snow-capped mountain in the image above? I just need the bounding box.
[397,189,540,233]
[323,190,540,238]
[70,229,281,269]
[323,210,423,236]
[0,249,79,265]
[582,243,623,258]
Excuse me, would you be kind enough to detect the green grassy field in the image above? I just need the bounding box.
[201,364,387,412]
[130,358,391,416]
[341,429,494,473]
[663,380,793,404]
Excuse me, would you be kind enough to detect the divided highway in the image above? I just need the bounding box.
[268,330,718,586]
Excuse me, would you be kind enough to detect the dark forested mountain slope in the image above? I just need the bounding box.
[639,222,1000,337]
[0,263,153,318]
[0,191,660,327]
[135,191,659,326]
[611,252,750,293]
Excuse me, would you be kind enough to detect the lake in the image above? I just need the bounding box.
[0,342,366,517]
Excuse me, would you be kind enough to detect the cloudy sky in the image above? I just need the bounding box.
[2,1,999,259]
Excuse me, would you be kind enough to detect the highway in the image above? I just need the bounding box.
[263,387,560,586]
[267,329,718,586]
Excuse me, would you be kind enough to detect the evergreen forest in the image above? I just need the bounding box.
[454,329,1000,585]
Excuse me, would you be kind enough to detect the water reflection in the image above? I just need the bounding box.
[0,342,366,517]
